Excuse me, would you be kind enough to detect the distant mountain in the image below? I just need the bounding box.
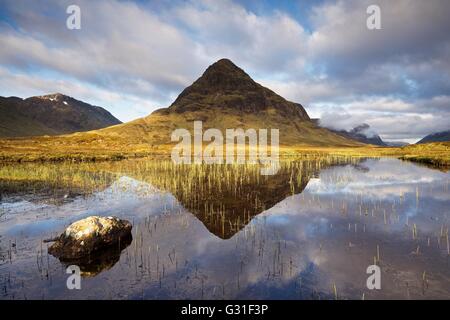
[0,93,121,137]
[384,141,409,147]
[417,130,450,144]
[325,123,387,146]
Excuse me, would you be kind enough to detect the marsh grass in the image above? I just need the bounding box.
[1,137,449,171]
[0,162,118,198]
[1,155,362,238]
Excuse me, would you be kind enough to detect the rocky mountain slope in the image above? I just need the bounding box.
[0,93,121,137]
[417,130,450,144]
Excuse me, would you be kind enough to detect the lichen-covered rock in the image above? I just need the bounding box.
[48,216,132,260]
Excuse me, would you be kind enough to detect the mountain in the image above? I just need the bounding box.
[417,130,450,144]
[166,58,309,119]
[384,141,409,147]
[326,123,387,146]
[0,59,363,160]
[0,93,121,137]
[92,59,361,147]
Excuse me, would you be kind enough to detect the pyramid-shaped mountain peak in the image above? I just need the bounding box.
[203,58,251,77]
[191,58,257,91]
[206,58,241,70]
[166,59,310,120]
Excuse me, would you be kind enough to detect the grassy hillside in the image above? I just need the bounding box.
[97,109,362,146]
[0,110,364,161]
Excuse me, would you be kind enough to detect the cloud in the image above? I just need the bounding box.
[308,0,450,78]
[0,0,206,106]
[317,96,450,142]
[0,0,449,140]
[173,0,309,75]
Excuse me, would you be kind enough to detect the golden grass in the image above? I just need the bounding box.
[0,131,449,169]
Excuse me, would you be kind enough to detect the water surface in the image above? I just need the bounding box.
[0,158,449,299]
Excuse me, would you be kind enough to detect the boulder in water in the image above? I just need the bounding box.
[48,216,132,260]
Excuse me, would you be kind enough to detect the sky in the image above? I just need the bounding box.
[0,0,449,143]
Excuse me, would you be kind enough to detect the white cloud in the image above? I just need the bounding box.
[173,0,308,74]
[0,0,207,107]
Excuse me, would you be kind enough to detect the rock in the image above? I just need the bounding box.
[61,235,132,277]
[48,216,132,260]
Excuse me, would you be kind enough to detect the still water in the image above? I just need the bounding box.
[0,158,449,299]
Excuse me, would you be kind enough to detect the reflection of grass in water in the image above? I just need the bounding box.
[0,156,369,244]
[0,156,363,237]
[0,155,361,195]
[120,157,365,238]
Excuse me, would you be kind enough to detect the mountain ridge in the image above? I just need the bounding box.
[326,123,387,146]
[417,130,450,144]
[0,93,121,137]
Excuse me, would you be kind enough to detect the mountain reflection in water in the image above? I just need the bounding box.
[0,157,449,299]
